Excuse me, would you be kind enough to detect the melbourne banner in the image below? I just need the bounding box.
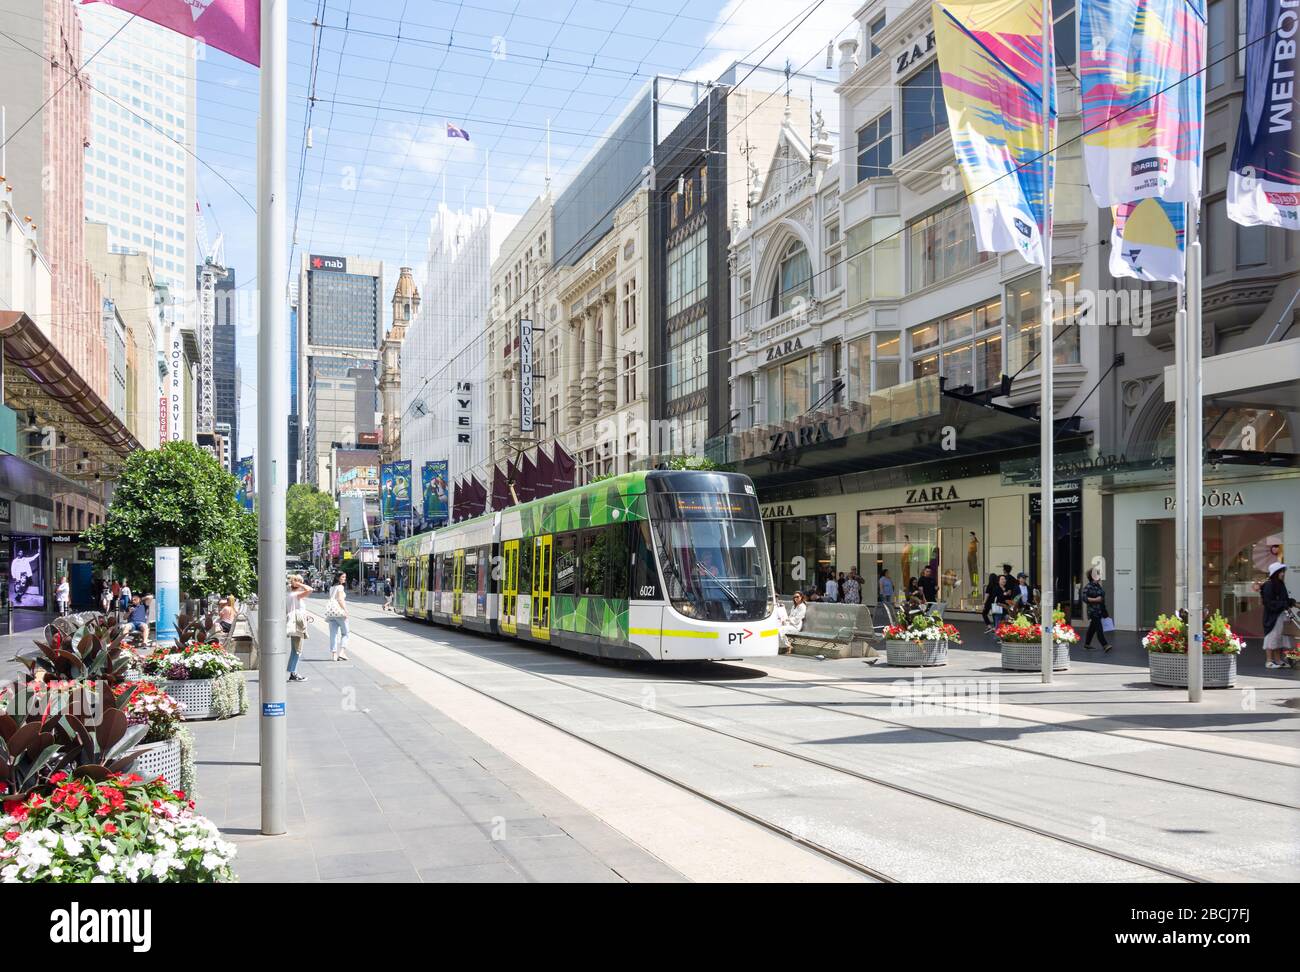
[1228,0,1300,229]
[381,461,412,521]
[1111,196,1187,281]
[312,531,324,560]
[933,0,1056,266]
[328,532,341,559]
[422,460,449,526]
[1079,0,1206,206]
[235,456,255,511]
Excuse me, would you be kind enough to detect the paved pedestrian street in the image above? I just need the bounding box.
[178,595,1300,884]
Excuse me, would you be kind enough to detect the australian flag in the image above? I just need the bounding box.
[446,123,470,141]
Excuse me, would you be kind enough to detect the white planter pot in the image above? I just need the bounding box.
[885,639,948,667]
[162,672,246,720]
[131,736,182,787]
[1000,641,1071,671]
[1148,651,1237,688]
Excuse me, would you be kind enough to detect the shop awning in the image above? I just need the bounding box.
[0,311,142,475]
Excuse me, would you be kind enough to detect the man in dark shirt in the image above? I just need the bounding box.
[127,595,150,639]
[918,565,939,605]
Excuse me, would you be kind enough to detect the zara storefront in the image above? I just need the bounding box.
[1108,472,1298,639]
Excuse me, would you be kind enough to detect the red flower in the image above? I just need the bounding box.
[103,823,117,834]
[4,801,28,820]
[3,830,18,841]
[49,772,68,784]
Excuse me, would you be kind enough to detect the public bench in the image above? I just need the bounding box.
[781,601,888,659]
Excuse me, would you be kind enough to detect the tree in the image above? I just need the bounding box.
[286,483,338,556]
[668,455,719,471]
[82,441,255,596]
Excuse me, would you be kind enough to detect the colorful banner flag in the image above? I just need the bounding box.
[1228,0,1300,229]
[422,460,449,526]
[1079,0,1206,206]
[1110,196,1187,281]
[234,456,255,511]
[380,461,412,521]
[446,123,470,141]
[328,532,341,559]
[312,531,323,560]
[933,0,1056,266]
[82,0,261,66]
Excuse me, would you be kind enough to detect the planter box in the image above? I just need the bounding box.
[162,672,248,720]
[1000,641,1071,671]
[1148,651,1237,688]
[885,639,948,667]
[130,736,182,787]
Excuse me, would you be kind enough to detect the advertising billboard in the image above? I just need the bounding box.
[8,535,46,610]
[381,460,412,520]
[422,460,449,527]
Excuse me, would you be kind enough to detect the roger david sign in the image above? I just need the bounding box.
[519,319,534,433]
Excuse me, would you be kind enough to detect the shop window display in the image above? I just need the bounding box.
[858,503,984,611]
[765,515,836,597]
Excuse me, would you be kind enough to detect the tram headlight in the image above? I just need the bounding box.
[675,600,697,618]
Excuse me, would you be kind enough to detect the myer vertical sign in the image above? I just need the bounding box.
[455,381,472,445]
[519,318,534,433]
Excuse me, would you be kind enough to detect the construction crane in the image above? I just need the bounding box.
[196,201,227,437]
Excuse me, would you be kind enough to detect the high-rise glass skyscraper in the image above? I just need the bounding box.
[80,4,197,335]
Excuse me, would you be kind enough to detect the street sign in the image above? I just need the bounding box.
[519,318,534,433]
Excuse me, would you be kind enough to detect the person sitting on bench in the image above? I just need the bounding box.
[126,595,150,641]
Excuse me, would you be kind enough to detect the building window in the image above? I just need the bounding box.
[667,317,707,401]
[766,514,836,597]
[846,217,902,305]
[770,240,812,318]
[1005,266,1083,374]
[901,61,947,154]
[856,112,892,183]
[868,14,887,58]
[621,277,637,331]
[666,224,708,317]
[621,351,638,403]
[847,330,901,402]
[908,298,1003,390]
[1055,117,1085,223]
[1053,0,1077,68]
[825,222,841,291]
[907,198,988,291]
[1208,0,1229,88]
[764,353,815,424]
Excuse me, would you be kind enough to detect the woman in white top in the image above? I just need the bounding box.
[56,576,71,616]
[327,572,350,662]
[777,591,807,654]
[286,575,312,681]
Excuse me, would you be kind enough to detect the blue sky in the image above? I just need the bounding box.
[193,0,861,456]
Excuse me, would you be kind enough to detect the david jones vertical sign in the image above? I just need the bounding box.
[519,318,534,433]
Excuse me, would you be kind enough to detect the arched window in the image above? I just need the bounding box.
[770,239,812,317]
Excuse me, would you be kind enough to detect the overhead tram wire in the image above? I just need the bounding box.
[288,0,330,288]
[395,0,832,428]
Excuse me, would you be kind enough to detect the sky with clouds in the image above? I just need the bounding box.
[194,0,862,458]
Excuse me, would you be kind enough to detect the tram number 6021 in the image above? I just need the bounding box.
[638,585,657,598]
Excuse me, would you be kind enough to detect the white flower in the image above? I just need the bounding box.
[1,864,18,882]
[201,852,226,871]
[98,855,116,873]
[90,875,107,883]
[180,835,202,851]
[61,834,84,856]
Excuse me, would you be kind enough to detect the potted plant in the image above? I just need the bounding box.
[0,772,234,883]
[1142,611,1242,688]
[141,643,246,720]
[111,681,194,794]
[882,609,961,666]
[996,610,1077,671]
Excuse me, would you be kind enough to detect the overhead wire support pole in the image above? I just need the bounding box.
[258,0,289,835]
[1040,0,1055,684]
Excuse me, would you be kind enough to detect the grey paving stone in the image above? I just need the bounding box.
[494,834,603,863]
[322,869,423,883]
[510,856,626,883]
[418,862,526,883]
[396,825,505,870]
[315,848,416,880]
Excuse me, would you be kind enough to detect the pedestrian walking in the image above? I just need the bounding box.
[918,565,938,606]
[994,573,1017,621]
[842,568,861,605]
[56,575,70,616]
[982,572,1001,631]
[217,595,237,634]
[119,582,132,614]
[1261,562,1295,669]
[286,574,312,682]
[824,572,840,603]
[383,576,394,611]
[324,571,350,662]
[1015,572,1034,610]
[1081,567,1110,652]
[878,569,894,605]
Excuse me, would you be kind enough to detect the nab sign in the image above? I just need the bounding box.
[309,254,347,272]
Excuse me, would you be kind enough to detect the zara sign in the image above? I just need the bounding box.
[895,29,936,75]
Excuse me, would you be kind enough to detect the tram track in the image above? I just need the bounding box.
[344,605,1254,883]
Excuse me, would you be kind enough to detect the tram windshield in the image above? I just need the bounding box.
[653,493,773,622]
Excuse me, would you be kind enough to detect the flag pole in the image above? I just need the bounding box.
[258,0,289,834]
[1184,4,1208,701]
[1039,0,1055,683]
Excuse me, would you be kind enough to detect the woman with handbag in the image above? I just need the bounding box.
[286,575,312,682]
[1082,567,1110,652]
[325,571,350,662]
[1261,562,1295,669]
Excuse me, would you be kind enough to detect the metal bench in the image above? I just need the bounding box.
[782,601,881,659]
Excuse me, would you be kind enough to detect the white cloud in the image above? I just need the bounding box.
[682,0,861,84]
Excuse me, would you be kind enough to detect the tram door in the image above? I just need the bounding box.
[501,540,519,635]
[452,549,465,624]
[530,535,552,641]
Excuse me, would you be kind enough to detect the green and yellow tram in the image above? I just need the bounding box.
[395,469,780,661]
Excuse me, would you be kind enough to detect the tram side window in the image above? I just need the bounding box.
[631,521,661,600]
[555,534,578,595]
[519,538,533,593]
[606,525,629,600]
[464,549,478,594]
[429,555,440,593]
[480,545,491,594]
[580,529,608,597]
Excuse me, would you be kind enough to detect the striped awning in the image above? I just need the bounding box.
[0,311,142,464]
